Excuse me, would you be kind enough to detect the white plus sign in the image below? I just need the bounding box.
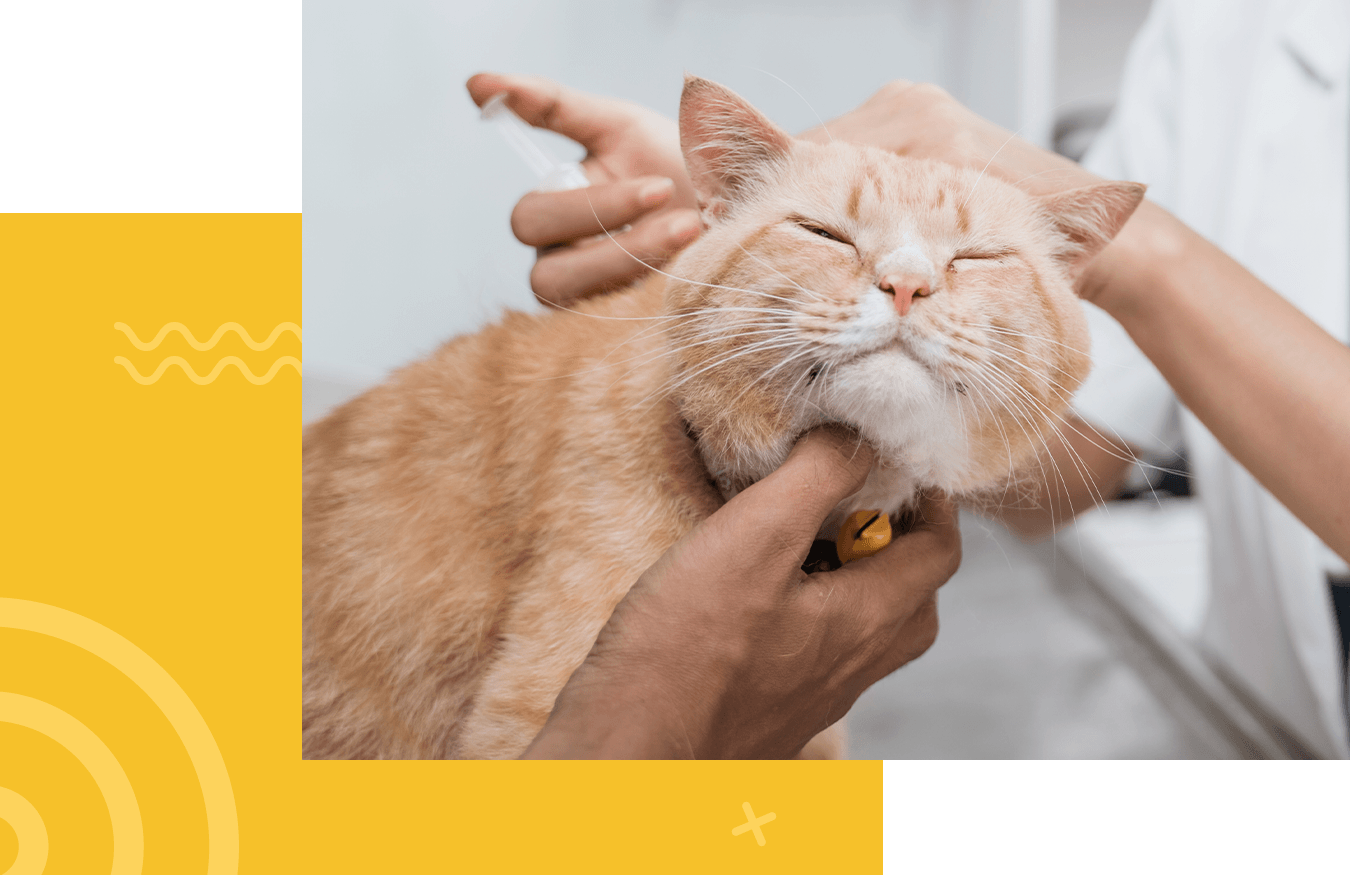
[731,801,776,847]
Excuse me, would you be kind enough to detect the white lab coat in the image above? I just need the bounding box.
[1072,0,1350,758]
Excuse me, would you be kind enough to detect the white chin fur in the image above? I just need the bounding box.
[812,346,974,530]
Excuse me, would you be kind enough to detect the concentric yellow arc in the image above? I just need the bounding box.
[0,599,238,874]
[0,787,49,875]
[0,694,141,875]
[114,321,301,351]
[113,355,301,385]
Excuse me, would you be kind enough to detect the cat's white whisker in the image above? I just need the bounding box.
[727,238,829,305]
[964,365,1041,482]
[967,363,1072,514]
[536,324,796,384]
[624,333,808,415]
[976,346,1185,481]
[728,346,818,417]
[971,361,1116,515]
[983,335,1078,379]
[984,324,1090,356]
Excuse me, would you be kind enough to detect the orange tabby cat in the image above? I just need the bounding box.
[302,76,1143,759]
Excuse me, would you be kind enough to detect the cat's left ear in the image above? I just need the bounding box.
[1039,181,1146,274]
[680,76,793,224]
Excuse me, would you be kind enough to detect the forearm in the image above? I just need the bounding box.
[522,685,697,759]
[1085,201,1350,562]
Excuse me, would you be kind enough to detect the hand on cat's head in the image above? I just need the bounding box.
[467,71,702,306]
[470,71,1142,308]
[524,425,962,760]
[800,79,1100,197]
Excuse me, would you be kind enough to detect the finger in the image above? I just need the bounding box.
[467,71,635,151]
[832,493,962,621]
[512,177,675,248]
[731,426,877,541]
[530,209,702,306]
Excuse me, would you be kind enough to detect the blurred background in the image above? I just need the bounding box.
[304,0,1298,758]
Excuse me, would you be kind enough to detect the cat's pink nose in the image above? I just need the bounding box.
[878,273,932,316]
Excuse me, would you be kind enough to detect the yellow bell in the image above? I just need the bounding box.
[836,509,892,564]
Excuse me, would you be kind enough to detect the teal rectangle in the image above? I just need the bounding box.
[885,756,1339,875]
[0,0,298,211]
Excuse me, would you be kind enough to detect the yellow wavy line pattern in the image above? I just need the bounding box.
[113,355,301,385]
[114,321,301,351]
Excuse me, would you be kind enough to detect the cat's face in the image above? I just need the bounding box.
[663,77,1143,507]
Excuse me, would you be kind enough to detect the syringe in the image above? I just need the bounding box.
[481,93,591,192]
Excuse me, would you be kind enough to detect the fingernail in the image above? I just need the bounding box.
[638,177,674,207]
[668,212,702,243]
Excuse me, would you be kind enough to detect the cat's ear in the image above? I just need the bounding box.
[1039,181,1146,274]
[680,75,793,223]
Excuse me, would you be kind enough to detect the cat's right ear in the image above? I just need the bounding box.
[1038,181,1147,274]
[680,76,793,224]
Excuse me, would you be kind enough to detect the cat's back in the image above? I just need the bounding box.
[302,277,722,758]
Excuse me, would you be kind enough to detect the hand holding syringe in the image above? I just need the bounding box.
[468,73,702,305]
[481,93,592,192]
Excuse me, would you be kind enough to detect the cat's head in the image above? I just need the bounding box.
[663,76,1143,508]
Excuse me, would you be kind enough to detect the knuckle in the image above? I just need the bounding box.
[901,596,940,656]
[855,593,898,642]
[630,180,656,212]
[911,81,949,99]
[621,223,659,259]
[913,611,939,655]
[879,79,913,99]
[941,533,963,580]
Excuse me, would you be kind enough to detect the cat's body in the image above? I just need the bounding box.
[303,77,1143,759]
[303,279,720,758]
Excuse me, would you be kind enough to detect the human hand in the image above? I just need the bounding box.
[804,80,1159,308]
[800,80,1100,198]
[466,72,702,306]
[523,426,962,759]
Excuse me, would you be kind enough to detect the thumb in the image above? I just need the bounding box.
[731,426,876,543]
[466,71,633,151]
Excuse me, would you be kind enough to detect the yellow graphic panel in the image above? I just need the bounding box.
[0,214,881,874]
[1,600,238,874]
[2,214,294,874]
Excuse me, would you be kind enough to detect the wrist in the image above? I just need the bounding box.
[1078,200,1192,324]
[522,670,708,759]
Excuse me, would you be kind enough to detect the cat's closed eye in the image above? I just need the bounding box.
[794,219,852,247]
[948,250,1015,270]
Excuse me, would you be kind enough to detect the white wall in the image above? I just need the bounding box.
[303,0,1032,385]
